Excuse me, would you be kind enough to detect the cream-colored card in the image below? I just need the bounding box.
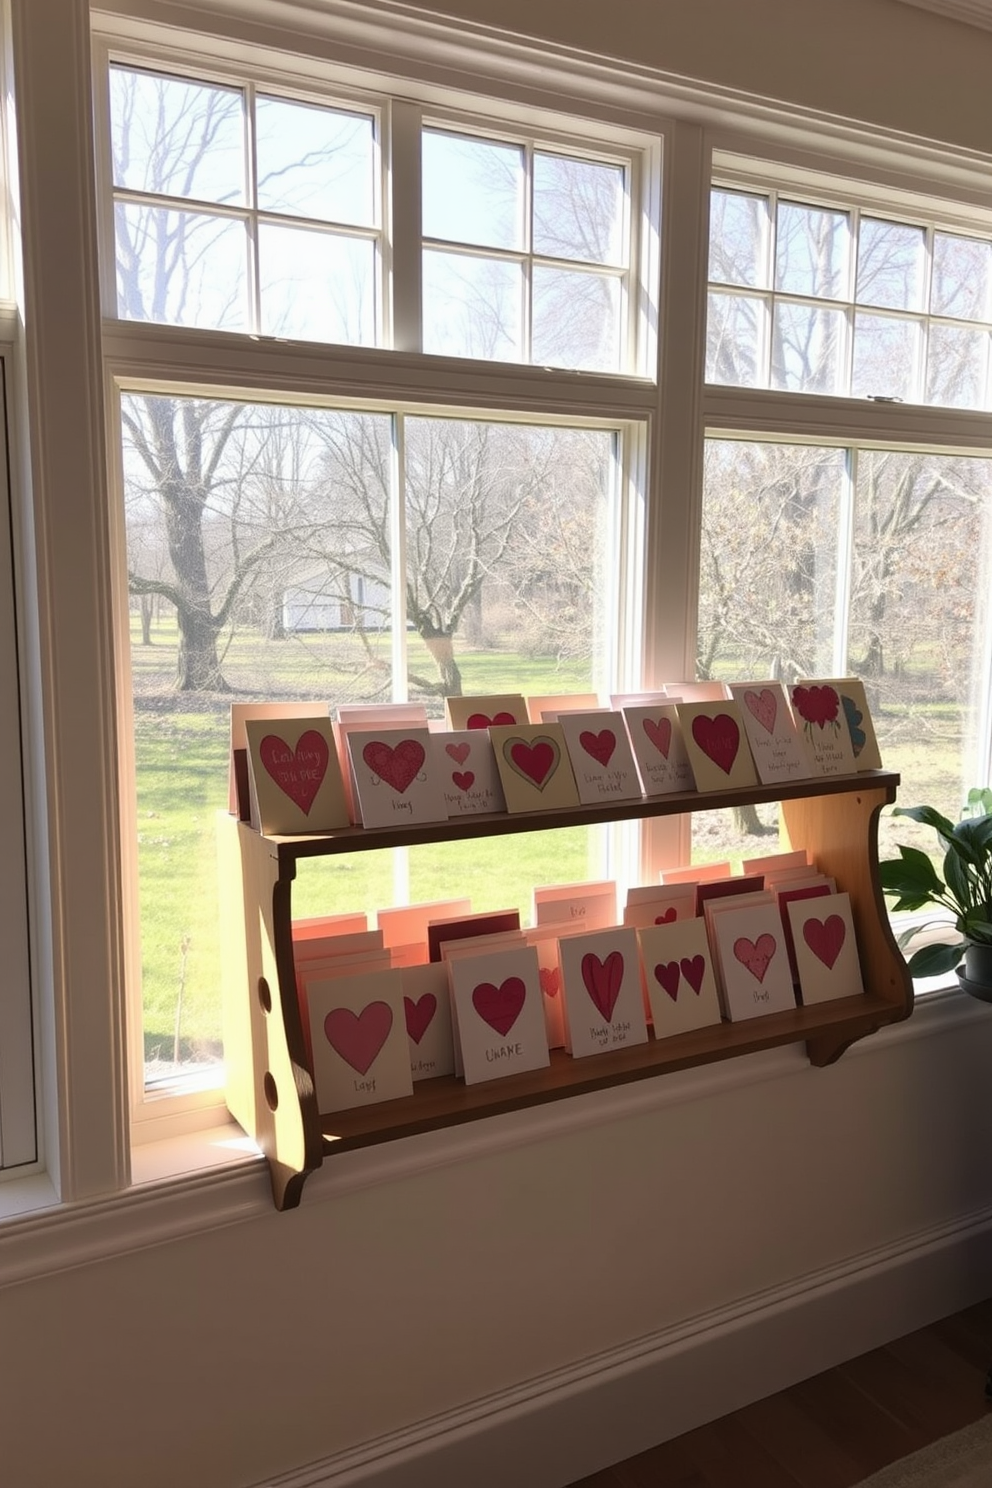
[434,730,507,817]
[788,683,858,777]
[801,677,882,771]
[660,860,731,886]
[639,918,723,1038]
[444,694,527,730]
[528,693,599,722]
[709,902,797,1021]
[787,892,865,1006]
[622,887,696,931]
[244,717,349,835]
[346,726,448,829]
[307,968,413,1113]
[557,926,648,1057]
[230,701,329,816]
[557,711,642,805]
[400,962,455,1080]
[742,850,809,877]
[676,701,759,791]
[533,879,617,932]
[377,898,472,950]
[727,682,811,786]
[489,722,581,812]
[623,704,696,796]
[448,945,549,1084]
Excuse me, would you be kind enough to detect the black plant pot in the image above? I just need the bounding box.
[958,942,992,1003]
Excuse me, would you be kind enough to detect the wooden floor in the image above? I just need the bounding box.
[568,1300,992,1487]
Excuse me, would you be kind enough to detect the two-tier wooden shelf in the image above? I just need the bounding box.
[218,770,912,1210]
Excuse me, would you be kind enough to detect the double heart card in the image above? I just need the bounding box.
[557,927,648,1057]
[675,701,758,791]
[307,968,413,1113]
[786,892,864,1004]
[622,882,696,931]
[708,901,797,1021]
[447,944,549,1084]
[788,683,858,776]
[638,917,723,1038]
[244,717,350,835]
[444,694,527,731]
[345,727,448,829]
[434,730,506,817]
[727,682,810,786]
[489,722,580,812]
[623,704,696,796]
[557,711,642,805]
[399,962,455,1080]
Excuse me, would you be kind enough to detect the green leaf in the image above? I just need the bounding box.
[895,918,947,952]
[965,787,992,816]
[893,804,957,841]
[878,847,945,901]
[943,847,974,911]
[961,916,992,945]
[906,940,967,977]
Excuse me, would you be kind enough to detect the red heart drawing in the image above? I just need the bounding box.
[472,976,526,1037]
[505,736,559,789]
[642,717,672,758]
[655,907,678,925]
[654,961,681,1002]
[803,915,846,970]
[691,713,740,774]
[733,933,777,983]
[680,955,705,993]
[744,688,777,735]
[451,770,475,792]
[446,742,471,765]
[467,710,516,729]
[259,730,329,815]
[581,950,624,1022]
[324,1001,393,1075]
[362,737,425,794]
[579,729,616,767]
[403,993,436,1045]
[539,966,560,998]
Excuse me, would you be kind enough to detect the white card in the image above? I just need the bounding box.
[400,963,455,1080]
[557,927,648,1057]
[346,727,448,829]
[307,969,413,1112]
[727,682,811,785]
[448,946,549,1084]
[533,879,618,933]
[623,704,696,796]
[788,892,865,1006]
[434,730,507,817]
[639,918,724,1038]
[557,711,643,805]
[709,902,797,1021]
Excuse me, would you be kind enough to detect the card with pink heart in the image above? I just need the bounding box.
[708,901,797,1021]
[447,945,549,1084]
[727,682,811,785]
[557,927,648,1057]
[244,717,350,836]
[433,730,507,817]
[444,694,527,731]
[786,892,864,1005]
[675,701,759,793]
[622,704,696,796]
[345,727,448,830]
[488,722,581,813]
[557,710,643,806]
[307,968,413,1113]
[399,962,455,1080]
[638,918,723,1038]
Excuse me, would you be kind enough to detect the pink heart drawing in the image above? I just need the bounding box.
[403,993,436,1046]
[691,713,740,774]
[539,966,561,999]
[467,710,516,730]
[581,950,624,1023]
[803,915,846,970]
[733,933,777,984]
[655,961,681,1002]
[362,737,425,794]
[445,741,471,765]
[744,688,778,735]
[323,1002,393,1075]
[472,976,526,1037]
[505,736,559,789]
[642,716,672,758]
[451,770,475,792]
[655,907,678,925]
[580,729,617,767]
[680,955,705,993]
[259,730,329,815]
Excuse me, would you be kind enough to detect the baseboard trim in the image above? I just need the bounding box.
[259,1203,992,1488]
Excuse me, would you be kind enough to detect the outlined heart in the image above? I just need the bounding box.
[472,976,526,1037]
[503,735,559,789]
[445,741,471,765]
[324,1002,393,1075]
[579,729,617,767]
[539,966,560,998]
[680,954,705,993]
[691,713,740,774]
[403,993,436,1045]
[467,710,516,729]
[642,716,672,758]
[803,915,846,970]
[451,770,475,792]
[259,730,329,815]
[655,961,681,1002]
[581,950,624,1022]
[733,933,777,983]
[744,688,777,735]
[655,907,678,925]
[362,737,425,794]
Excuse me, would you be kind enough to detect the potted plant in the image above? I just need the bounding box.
[878,787,992,997]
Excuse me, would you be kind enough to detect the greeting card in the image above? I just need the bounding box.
[557,710,643,806]
[676,701,759,792]
[709,902,797,1021]
[638,917,723,1038]
[727,681,811,786]
[346,727,448,830]
[523,923,583,1048]
[623,704,696,796]
[788,683,857,777]
[230,701,328,817]
[333,707,429,821]
[800,677,883,771]
[489,722,581,813]
[244,717,350,835]
[442,930,527,1075]
[787,892,865,1005]
[307,969,413,1113]
[447,945,549,1084]
[399,962,455,1080]
[444,694,527,731]
[533,879,617,933]
[667,681,730,702]
[742,850,809,878]
[774,878,835,981]
[622,883,696,931]
[696,874,765,918]
[610,691,670,710]
[292,911,369,941]
[433,730,507,817]
[528,693,599,722]
[660,861,731,886]
[557,926,648,1057]
[377,898,472,950]
[427,908,521,963]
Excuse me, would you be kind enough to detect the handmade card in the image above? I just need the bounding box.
[292,911,369,940]
[622,883,696,931]
[230,701,328,817]
[346,727,448,829]
[377,898,471,950]
[666,681,730,702]
[307,968,413,1113]
[399,962,455,1080]
[696,874,765,918]
[774,878,835,981]
[333,707,429,821]
[742,849,809,878]
[623,704,696,797]
[557,710,643,806]
[801,676,883,771]
[638,917,723,1039]
[433,730,506,817]
[709,902,797,1021]
[787,892,865,1006]
[523,923,584,1048]
[788,682,858,777]
[676,701,759,792]
[244,717,350,835]
[660,861,731,886]
[427,908,521,963]
[444,694,527,731]
[727,681,811,786]
[533,879,617,933]
[557,926,648,1057]
[610,691,670,710]
[489,722,581,812]
[528,693,600,722]
[447,945,549,1084]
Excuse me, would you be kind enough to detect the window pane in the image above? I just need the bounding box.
[709,189,767,288]
[925,323,989,409]
[775,202,849,300]
[931,232,992,321]
[706,291,763,385]
[110,66,245,205]
[258,224,376,345]
[532,266,621,371]
[422,130,524,250]
[115,204,249,329]
[533,152,625,266]
[856,218,926,312]
[422,249,523,360]
[771,302,845,393]
[255,97,376,226]
[851,313,919,400]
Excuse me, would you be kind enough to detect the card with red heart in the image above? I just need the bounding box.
[638,917,723,1039]
[444,693,527,731]
[708,901,797,1021]
[557,926,647,1057]
[244,717,350,836]
[433,729,507,818]
[346,727,448,830]
[621,885,696,931]
[557,710,643,806]
[788,682,858,777]
[447,945,549,1085]
[399,962,455,1080]
[675,701,759,793]
[488,722,580,813]
[728,681,811,786]
[307,968,413,1114]
[623,704,696,797]
[523,924,588,1049]
[230,701,330,818]
[795,677,882,772]
[787,892,864,1005]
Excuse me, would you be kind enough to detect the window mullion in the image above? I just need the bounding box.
[388,99,422,354]
[245,80,261,336]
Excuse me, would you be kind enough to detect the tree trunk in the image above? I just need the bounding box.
[175,601,228,691]
[732,803,776,836]
[423,633,462,695]
[139,593,153,646]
